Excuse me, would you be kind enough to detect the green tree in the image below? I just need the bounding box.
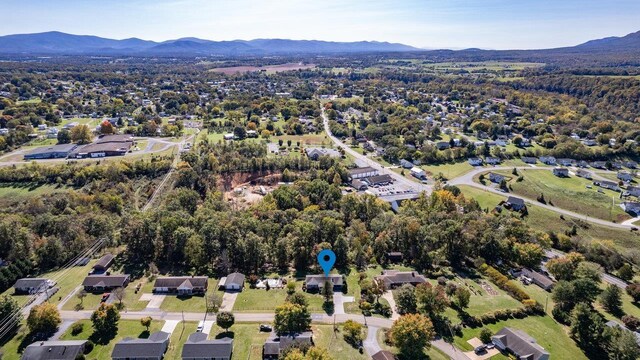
[600,284,623,314]
[570,303,605,348]
[321,281,334,303]
[389,314,435,359]
[0,295,21,331]
[57,129,71,144]
[216,311,235,332]
[27,302,61,334]
[91,303,120,338]
[454,287,471,309]
[606,327,640,360]
[479,328,493,344]
[342,319,364,346]
[140,316,152,331]
[395,284,417,315]
[415,283,449,315]
[617,264,634,282]
[70,124,93,144]
[274,302,311,335]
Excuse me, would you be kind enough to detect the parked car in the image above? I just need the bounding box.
[101,293,111,302]
[197,321,205,332]
[259,324,273,332]
[474,344,487,355]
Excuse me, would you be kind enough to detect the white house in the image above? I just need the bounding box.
[410,167,426,180]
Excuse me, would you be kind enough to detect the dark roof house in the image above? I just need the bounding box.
[153,276,208,295]
[21,340,88,360]
[182,332,233,360]
[375,270,427,289]
[491,327,550,360]
[371,350,396,360]
[505,196,525,211]
[263,332,313,359]
[304,274,343,291]
[82,274,130,292]
[92,253,114,273]
[520,268,555,291]
[14,278,53,295]
[112,331,170,360]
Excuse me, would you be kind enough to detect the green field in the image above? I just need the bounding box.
[422,161,474,180]
[0,184,68,206]
[458,185,640,251]
[492,169,631,222]
[453,316,586,359]
[164,321,199,360]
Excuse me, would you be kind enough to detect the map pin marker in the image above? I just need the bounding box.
[317,249,336,276]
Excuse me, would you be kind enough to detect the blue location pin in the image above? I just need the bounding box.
[317,249,336,276]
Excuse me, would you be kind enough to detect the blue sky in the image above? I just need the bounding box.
[1,0,639,49]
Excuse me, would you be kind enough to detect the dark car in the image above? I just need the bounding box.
[259,324,272,332]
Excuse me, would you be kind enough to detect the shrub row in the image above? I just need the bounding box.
[463,301,544,328]
[479,264,530,302]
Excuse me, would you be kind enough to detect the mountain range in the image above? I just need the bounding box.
[0,31,419,55]
[0,30,638,56]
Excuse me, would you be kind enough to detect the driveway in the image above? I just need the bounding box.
[381,291,399,320]
[161,319,180,334]
[144,294,166,310]
[332,293,354,315]
[220,292,238,312]
[363,326,381,357]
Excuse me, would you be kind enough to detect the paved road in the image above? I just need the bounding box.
[321,107,432,195]
[448,165,634,230]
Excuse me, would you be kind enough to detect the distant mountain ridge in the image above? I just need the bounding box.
[0,31,419,55]
[572,30,640,51]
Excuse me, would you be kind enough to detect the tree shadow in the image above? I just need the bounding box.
[138,330,150,339]
[322,301,334,315]
[215,331,235,339]
[89,328,118,345]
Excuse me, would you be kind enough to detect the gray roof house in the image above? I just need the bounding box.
[21,340,88,360]
[576,169,592,179]
[218,272,245,291]
[112,331,170,360]
[492,327,550,360]
[594,180,621,192]
[304,274,343,292]
[505,196,526,211]
[605,320,640,346]
[521,157,537,164]
[92,253,114,273]
[182,332,233,360]
[304,147,341,160]
[153,276,208,295]
[14,278,54,295]
[552,167,569,177]
[622,202,640,216]
[468,157,483,166]
[489,173,505,184]
[627,186,640,198]
[399,159,414,169]
[375,270,427,289]
[82,274,130,292]
[618,172,634,182]
[263,332,313,359]
[485,157,501,165]
[557,158,573,166]
[348,166,379,179]
[371,350,396,360]
[538,156,556,165]
[519,268,555,291]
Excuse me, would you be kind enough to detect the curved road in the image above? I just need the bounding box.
[448,165,634,230]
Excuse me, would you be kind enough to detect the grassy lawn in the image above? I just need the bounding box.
[458,185,640,251]
[160,279,219,312]
[59,319,164,360]
[594,281,640,322]
[421,161,474,180]
[453,316,586,360]
[313,324,368,359]
[437,274,523,320]
[493,169,630,222]
[164,321,199,360]
[234,288,289,312]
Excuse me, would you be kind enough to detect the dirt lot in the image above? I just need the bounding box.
[219,173,282,209]
[209,63,316,74]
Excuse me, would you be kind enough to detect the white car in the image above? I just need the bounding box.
[196,321,205,332]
